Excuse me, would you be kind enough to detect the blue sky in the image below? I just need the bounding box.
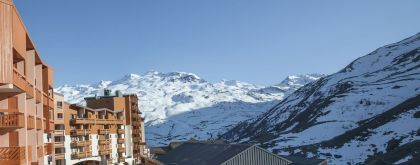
[14,0,420,86]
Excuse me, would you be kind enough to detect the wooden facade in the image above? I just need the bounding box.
[0,0,55,165]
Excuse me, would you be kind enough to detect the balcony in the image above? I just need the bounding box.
[27,115,35,130]
[42,118,46,131]
[98,129,110,134]
[54,141,64,148]
[44,143,53,155]
[54,130,64,136]
[71,151,92,159]
[42,94,48,107]
[96,119,116,125]
[118,157,126,163]
[70,129,91,136]
[48,97,54,109]
[55,153,65,160]
[99,148,111,156]
[0,146,27,164]
[43,119,53,132]
[70,118,95,125]
[71,141,91,147]
[98,139,111,145]
[35,88,42,103]
[117,129,124,134]
[117,147,125,153]
[132,137,142,142]
[115,119,124,125]
[36,117,42,130]
[13,69,34,98]
[117,138,125,144]
[0,113,25,129]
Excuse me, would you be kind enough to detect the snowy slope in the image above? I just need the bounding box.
[220,33,420,165]
[56,72,323,146]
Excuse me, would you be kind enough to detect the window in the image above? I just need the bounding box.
[57,101,63,109]
[57,113,63,119]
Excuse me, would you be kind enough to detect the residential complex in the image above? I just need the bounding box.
[52,90,152,165]
[0,0,55,165]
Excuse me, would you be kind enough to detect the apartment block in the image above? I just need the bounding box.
[0,0,55,165]
[85,90,149,164]
[53,90,152,165]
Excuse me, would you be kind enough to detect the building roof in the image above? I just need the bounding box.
[69,104,96,112]
[157,143,253,165]
[284,155,327,165]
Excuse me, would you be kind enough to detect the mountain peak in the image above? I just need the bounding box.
[123,73,141,80]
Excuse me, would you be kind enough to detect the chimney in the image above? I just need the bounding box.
[104,89,111,96]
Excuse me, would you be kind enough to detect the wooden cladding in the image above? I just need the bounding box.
[27,115,35,129]
[0,2,13,84]
[35,117,42,130]
[44,143,53,155]
[71,151,92,159]
[0,112,24,129]
[12,8,26,58]
[36,145,43,158]
[98,148,111,156]
[98,139,111,145]
[0,146,28,164]
[70,129,91,136]
[70,140,91,147]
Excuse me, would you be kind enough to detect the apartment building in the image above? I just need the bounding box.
[53,90,151,165]
[0,0,56,165]
[85,90,149,164]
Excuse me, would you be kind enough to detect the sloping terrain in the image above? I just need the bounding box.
[220,33,420,164]
[56,72,323,146]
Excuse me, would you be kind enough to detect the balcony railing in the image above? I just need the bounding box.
[54,130,65,136]
[42,118,46,131]
[55,153,65,160]
[35,88,42,103]
[117,138,125,144]
[13,69,34,98]
[48,97,54,109]
[98,139,111,145]
[54,141,64,148]
[118,157,126,163]
[27,115,35,130]
[43,93,48,107]
[44,143,53,155]
[36,117,42,130]
[96,118,117,125]
[70,129,91,136]
[98,129,110,134]
[117,147,125,153]
[71,141,91,147]
[0,113,25,129]
[115,119,124,125]
[71,118,95,125]
[99,148,111,156]
[71,151,92,159]
[48,121,54,132]
[0,146,27,164]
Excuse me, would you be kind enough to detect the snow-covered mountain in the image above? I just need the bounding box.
[220,33,420,165]
[56,72,323,146]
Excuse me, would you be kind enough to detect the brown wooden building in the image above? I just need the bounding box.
[0,0,55,164]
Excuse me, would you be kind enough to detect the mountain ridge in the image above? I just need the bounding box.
[56,71,324,146]
[220,32,420,164]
